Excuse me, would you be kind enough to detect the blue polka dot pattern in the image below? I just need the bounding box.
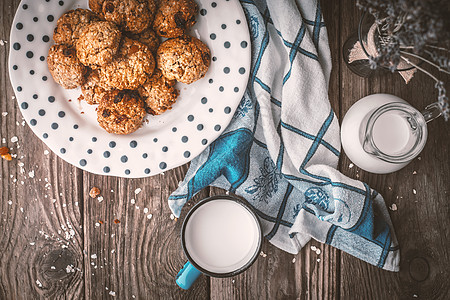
[109,141,116,148]
[43,133,48,138]
[21,102,28,109]
[103,166,110,173]
[159,162,167,169]
[30,119,37,126]
[92,137,97,142]
[73,124,78,129]
[224,107,231,114]
[188,115,194,121]
[121,155,128,163]
[87,149,93,154]
[214,125,221,131]
[184,151,191,158]
[162,146,168,152]
[79,159,87,166]
[125,169,131,175]
[239,67,246,74]
[142,153,148,159]
[103,151,110,158]
[202,139,208,145]
[145,168,151,174]
[224,41,231,48]
[201,97,208,104]
[51,123,58,129]
[60,148,66,154]
[130,140,137,148]
[181,136,188,143]
[38,109,45,116]
[58,111,65,118]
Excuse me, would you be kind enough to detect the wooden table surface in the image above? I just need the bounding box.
[1,0,449,299]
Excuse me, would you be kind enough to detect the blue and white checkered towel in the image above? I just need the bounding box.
[169,0,400,271]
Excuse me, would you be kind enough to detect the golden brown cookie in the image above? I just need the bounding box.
[138,69,179,115]
[156,35,210,84]
[89,0,105,15]
[125,28,160,53]
[97,90,146,134]
[101,0,157,33]
[153,0,198,38]
[81,69,111,105]
[47,44,87,89]
[100,37,155,90]
[76,21,122,69]
[53,9,99,47]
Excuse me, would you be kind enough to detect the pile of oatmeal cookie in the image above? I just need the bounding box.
[47,0,210,135]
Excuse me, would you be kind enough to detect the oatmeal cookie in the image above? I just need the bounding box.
[76,21,122,69]
[138,69,179,115]
[89,0,105,15]
[100,37,155,90]
[53,9,99,47]
[156,35,210,84]
[97,90,146,134]
[81,69,111,105]
[125,27,160,53]
[153,0,198,38]
[47,44,87,89]
[101,0,157,33]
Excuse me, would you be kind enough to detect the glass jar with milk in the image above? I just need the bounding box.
[341,94,442,174]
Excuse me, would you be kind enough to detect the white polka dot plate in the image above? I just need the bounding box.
[9,0,251,177]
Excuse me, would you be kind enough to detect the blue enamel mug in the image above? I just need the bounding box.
[176,195,263,290]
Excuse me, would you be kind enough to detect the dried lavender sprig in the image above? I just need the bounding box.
[400,50,450,75]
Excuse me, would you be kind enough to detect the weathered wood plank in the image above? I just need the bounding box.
[1,1,85,299]
[82,165,210,299]
[339,0,450,299]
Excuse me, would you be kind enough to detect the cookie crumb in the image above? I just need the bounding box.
[89,187,101,198]
[412,189,417,195]
[389,203,398,211]
[134,188,142,195]
[260,251,267,258]
[114,219,120,224]
[147,214,153,220]
[292,258,296,263]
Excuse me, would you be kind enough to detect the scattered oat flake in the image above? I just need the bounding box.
[134,188,142,195]
[315,249,321,255]
[97,196,104,203]
[170,214,175,220]
[109,291,116,296]
[30,242,35,246]
[51,266,56,270]
[349,163,354,168]
[260,251,267,258]
[28,170,35,178]
[310,245,317,251]
[412,189,417,195]
[1,112,8,116]
[36,280,42,288]
[292,258,296,263]
[317,258,321,262]
[389,203,398,211]
[91,254,97,259]
[413,295,418,298]
[44,150,49,155]
[111,249,115,254]
[147,214,153,220]
[412,171,417,175]
[130,199,135,204]
[95,222,100,227]
[11,136,18,143]
[143,207,149,214]
[7,200,12,205]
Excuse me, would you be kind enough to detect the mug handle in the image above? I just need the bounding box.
[176,261,202,290]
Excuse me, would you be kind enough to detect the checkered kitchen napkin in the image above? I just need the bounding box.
[169,0,400,271]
